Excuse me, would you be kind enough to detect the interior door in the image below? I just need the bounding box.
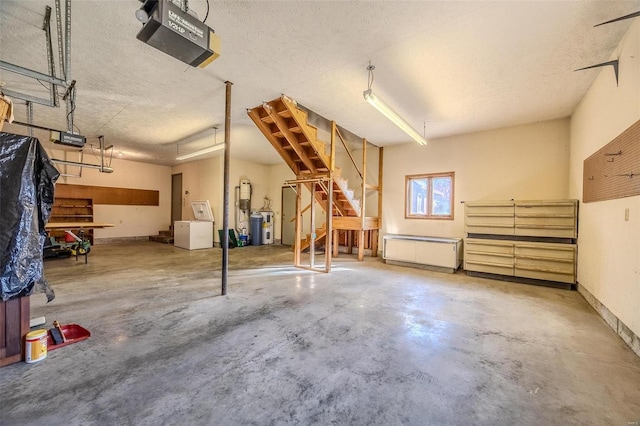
[171,173,183,226]
[281,186,296,245]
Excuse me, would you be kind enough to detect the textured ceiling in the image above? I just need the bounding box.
[1,0,638,166]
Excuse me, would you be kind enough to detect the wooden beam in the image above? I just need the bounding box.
[335,127,362,179]
[333,216,380,230]
[248,108,299,174]
[55,184,158,206]
[324,177,333,272]
[294,183,302,267]
[330,121,336,178]
[265,103,317,173]
[358,230,365,261]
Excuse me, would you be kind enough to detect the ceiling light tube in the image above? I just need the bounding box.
[363,89,427,146]
[176,143,225,161]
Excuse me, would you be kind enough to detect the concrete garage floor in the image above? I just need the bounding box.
[1,242,639,425]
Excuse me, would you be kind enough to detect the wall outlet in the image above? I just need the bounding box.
[625,208,629,221]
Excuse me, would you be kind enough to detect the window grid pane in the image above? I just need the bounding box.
[431,176,452,216]
[405,172,454,220]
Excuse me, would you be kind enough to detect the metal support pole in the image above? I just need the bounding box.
[221,81,233,296]
[64,0,71,84]
[55,0,65,80]
[26,102,34,137]
[43,6,59,107]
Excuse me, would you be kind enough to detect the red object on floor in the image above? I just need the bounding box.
[47,324,91,351]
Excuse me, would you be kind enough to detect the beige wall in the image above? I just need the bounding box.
[172,155,278,243]
[569,20,640,337]
[51,149,172,240]
[171,155,223,229]
[382,118,570,239]
[268,163,295,240]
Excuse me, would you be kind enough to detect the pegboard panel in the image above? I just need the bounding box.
[583,119,640,203]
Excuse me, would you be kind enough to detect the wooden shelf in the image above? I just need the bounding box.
[50,197,94,243]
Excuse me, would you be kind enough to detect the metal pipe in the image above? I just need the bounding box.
[27,102,33,137]
[221,81,232,296]
[99,135,106,171]
[51,159,113,173]
[13,120,61,133]
[1,89,55,107]
[0,61,67,87]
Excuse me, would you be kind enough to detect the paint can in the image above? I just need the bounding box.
[25,329,48,363]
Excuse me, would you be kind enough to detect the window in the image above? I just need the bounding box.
[405,172,454,219]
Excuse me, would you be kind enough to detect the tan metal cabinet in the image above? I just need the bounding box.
[464,239,514,276]
[514,242,576,284]
[514,200,578,238]
[465,201,515,236]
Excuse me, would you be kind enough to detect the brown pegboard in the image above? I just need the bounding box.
[583,119,640,203]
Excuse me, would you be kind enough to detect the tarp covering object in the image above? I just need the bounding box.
[0,132,59,301]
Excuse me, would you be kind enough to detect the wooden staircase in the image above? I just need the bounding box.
[248,95,381,266]
[248,95,362,220]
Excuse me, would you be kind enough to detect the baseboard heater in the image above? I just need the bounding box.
[383,234,463,273]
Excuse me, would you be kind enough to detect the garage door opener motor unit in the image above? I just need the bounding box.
[135,0,221,68]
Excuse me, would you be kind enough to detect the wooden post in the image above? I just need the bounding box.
[375,147,383,257]
[358,138,367,261]
[0,296,30,367]
[294,183,302,267]
[325,178,332,272]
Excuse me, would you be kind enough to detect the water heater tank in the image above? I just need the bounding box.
[239,179,251,211]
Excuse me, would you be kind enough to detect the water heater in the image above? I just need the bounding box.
[239,179,251,211]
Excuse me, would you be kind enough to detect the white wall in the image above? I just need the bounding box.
[569,20,640,338]
[383,118,570,239]
[51,149,172,240]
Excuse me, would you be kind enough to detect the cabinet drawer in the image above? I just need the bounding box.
[465,239,514,255]
[465,202,514,235]
[465,260,514,276]
[514,201,577,238]
[464,238,514,275]
[514,243,576,284]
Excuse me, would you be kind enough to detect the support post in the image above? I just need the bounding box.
[358,138,367,261]
[310,182,316,269]
[376,147,384,257]
[294,183,302,267]
[221,81,232,296]
[325,178,332,272]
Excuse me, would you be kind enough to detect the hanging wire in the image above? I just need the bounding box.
[367,61,375,90]
[203,0,210,23]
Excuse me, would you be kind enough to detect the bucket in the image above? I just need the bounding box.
[25,329,48,363]
[239,234,248,246]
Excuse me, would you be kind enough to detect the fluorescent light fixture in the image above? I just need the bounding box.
[363,89,427,146]
[176,143,225,161]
